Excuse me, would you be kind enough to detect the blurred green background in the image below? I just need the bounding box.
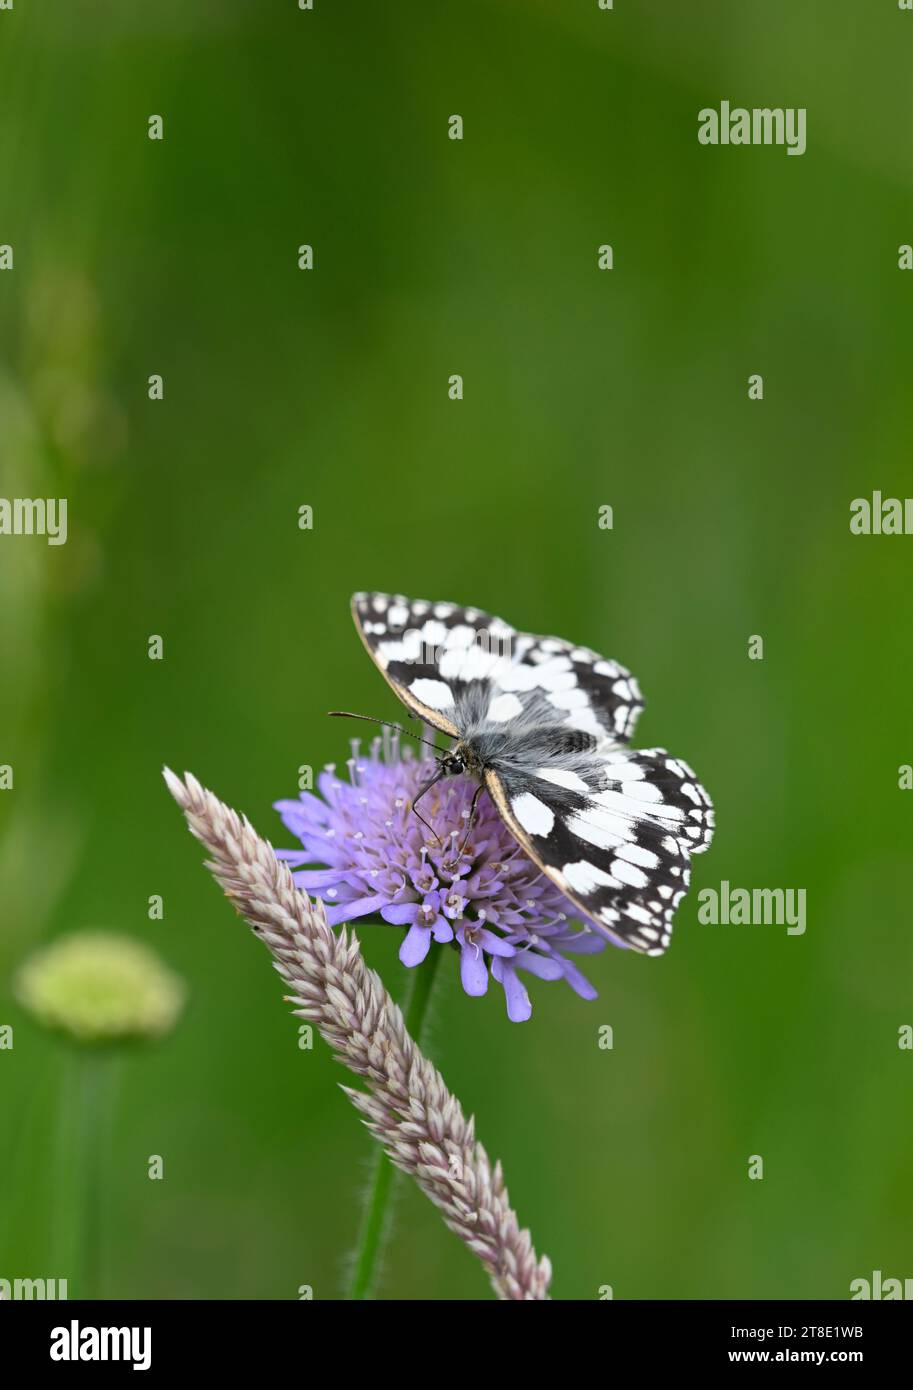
[2,0,912,1300]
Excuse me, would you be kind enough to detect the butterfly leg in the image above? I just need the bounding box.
[444,781,485,869]
[410,767,447,848]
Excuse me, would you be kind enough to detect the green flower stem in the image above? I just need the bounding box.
[56,1048,119,1298]
[347,948,443,1300]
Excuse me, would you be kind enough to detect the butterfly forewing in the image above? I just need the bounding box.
[351,591,645,744]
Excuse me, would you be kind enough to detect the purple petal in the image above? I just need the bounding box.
[399,923,432,966]
[381,902,420,926]
[511,949,563,981]
[459,942,489,996]
[551,930,607,956]
[558,957,599,1000]
[290,868,347,889]
[330,893,386,920]
[273,795,330,831]
[476,928,516,959]
[273,848,314,864]
[317,770,346,801]
[492,961,532,1022]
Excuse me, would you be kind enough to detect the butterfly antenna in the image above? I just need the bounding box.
[327,711,443,756]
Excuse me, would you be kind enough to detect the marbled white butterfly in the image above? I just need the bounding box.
[342,592,714,955]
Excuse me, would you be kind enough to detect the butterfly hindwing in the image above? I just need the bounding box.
[485,744,714,955]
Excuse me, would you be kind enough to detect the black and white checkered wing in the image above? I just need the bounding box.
[496,633,644,742]
[351,592,514,736]
[485,745,714,955]
[351,592,644,744]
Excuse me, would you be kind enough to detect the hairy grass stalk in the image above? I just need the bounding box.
[347,946,442,1300]
[164,768,552,1301]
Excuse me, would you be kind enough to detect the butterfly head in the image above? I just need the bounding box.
[438,749,466,777]
[439,740,485,779]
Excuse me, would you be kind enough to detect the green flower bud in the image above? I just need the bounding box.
[14,932,185,1044]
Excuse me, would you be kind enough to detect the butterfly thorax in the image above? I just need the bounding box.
[448,722,599,782]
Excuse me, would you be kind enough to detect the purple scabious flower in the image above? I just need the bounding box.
[274,732,612,1022]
